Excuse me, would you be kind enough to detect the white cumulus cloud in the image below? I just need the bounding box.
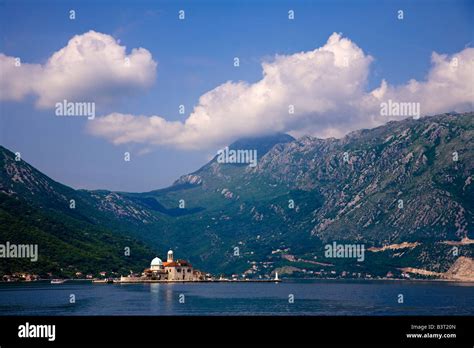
[88,33,473,150]
[365,48,474,115]
[0,30,157,108]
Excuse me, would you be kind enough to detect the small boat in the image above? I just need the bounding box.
[50,279,66,284]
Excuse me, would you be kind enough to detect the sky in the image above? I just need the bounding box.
[0,0,472,192]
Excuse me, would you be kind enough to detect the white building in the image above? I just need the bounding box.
[141,250,205,281]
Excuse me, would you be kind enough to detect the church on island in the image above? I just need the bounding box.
[120,250,207,282]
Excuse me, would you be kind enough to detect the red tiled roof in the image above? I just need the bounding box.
[163,260,192,268]
[163,261,179,267]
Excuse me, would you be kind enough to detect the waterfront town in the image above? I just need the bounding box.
[3,246,471,283]
[1,248,282,283]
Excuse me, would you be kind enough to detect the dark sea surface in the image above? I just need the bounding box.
[0,279,473,316]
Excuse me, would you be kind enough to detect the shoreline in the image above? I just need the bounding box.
[105,279,282,284]
[1,277,473,284]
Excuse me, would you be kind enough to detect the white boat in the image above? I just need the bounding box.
[50,279,66,284]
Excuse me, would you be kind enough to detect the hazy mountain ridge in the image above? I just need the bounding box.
[1,113,473,278]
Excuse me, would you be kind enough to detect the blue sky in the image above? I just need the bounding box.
[0,0,472,191]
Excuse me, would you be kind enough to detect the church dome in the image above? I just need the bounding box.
[150,257,163,267]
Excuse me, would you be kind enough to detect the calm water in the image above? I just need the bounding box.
[0,279,473,316]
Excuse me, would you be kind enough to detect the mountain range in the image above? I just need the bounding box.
[1,112,473,279]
